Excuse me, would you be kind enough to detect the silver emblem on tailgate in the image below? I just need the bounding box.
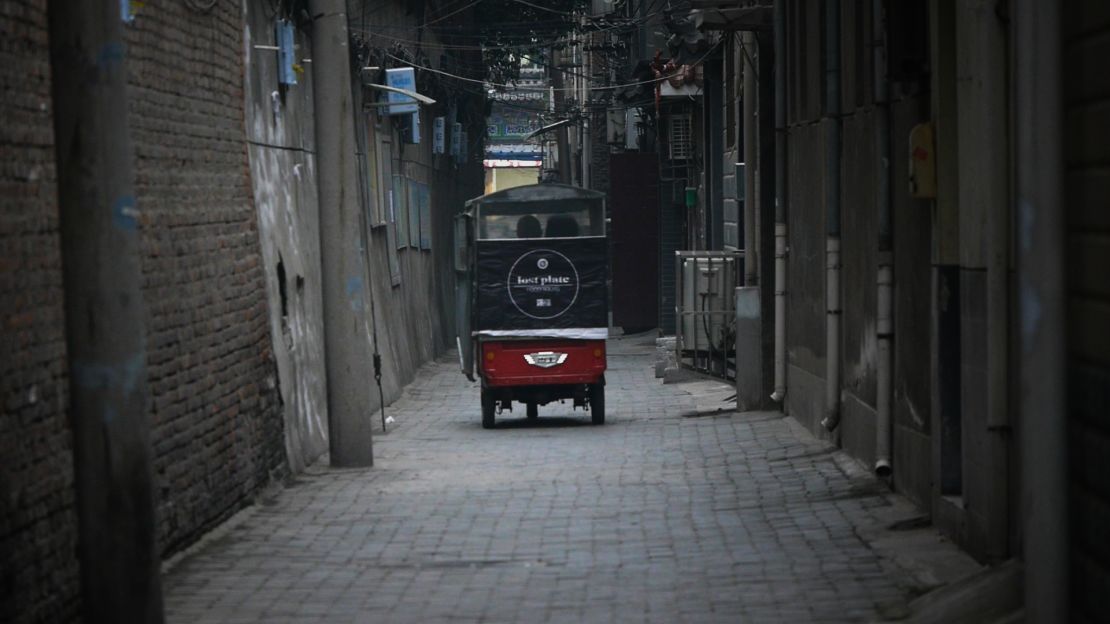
[523,351,568,368]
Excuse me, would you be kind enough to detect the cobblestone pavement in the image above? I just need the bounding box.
[163,334,969,623]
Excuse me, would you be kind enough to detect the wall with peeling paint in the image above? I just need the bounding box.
[242,0,486,461]
[243,0,329,473]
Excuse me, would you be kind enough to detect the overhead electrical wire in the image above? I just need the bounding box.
[422,0,487,27]
[387,38,721,94]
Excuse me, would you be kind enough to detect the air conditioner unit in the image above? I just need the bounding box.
[680,257,737,352]
[668,114,693,161]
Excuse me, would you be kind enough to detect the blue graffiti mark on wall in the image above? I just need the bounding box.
[346,276,364,311]
[97,42,126,69]
[71,353,146,395]
[112,195,138,230]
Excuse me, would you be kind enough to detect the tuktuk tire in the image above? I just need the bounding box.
[526,402,538,420]
[589,382,605,425]
[481,388,496,429]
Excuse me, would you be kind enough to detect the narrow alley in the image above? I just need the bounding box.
[4,1,1105,622]
[162,335,973,623]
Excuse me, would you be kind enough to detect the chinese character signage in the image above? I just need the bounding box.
[433,117,446,154]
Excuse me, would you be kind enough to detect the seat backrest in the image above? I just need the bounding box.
[545,214,579,237]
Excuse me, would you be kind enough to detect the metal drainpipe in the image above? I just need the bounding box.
[742,31,758,286]
[820,0,843,432]
[873,0,893,476]
[771,0,788,403]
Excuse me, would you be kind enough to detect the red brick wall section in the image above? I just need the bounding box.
[0,1,80,621]
[1,2,286,620]
[122,2,286,555]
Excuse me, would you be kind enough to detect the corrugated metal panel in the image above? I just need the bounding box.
[1064,1,1110,619]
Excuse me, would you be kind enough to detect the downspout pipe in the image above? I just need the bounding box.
[770,0,787,403]
[873,0,894,476]
[820,0,843,432]
[742,31,758,286]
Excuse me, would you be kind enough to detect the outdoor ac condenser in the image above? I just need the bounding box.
[680,257,737,352]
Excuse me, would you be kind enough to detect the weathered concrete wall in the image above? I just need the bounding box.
[839,107,879,467]
[242,1,328,473]
[241,0,484,466]
[340,0,485,423]
[784,121,826,436]
[779,1,934,512]
[890,92,933,511]
[945,0,1011,562]
[0,2,79,621]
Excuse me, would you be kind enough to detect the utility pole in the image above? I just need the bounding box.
[47,1,164,621]
[308,0,375,467]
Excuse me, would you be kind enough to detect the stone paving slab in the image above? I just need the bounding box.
[163,333,977,623]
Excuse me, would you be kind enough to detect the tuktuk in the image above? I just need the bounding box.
[455,183,609,428]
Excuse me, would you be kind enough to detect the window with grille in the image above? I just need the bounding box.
[668,114,693,161]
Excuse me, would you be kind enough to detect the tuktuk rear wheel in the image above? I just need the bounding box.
[481,388,495,429]
[589,382,605,425]
[526,402,538,420]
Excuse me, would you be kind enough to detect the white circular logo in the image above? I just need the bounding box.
[507,249,580,320]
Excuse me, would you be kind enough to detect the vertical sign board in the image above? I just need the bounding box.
[408,111,421,144]
[394,174,408,248]
[433,117,446,154]
[451,122,463,158]
[407,179,420,247]
[419,184,432,250]
[385,67,418,115]
[276,20,297,85]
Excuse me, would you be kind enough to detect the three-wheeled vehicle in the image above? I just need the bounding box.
[455,183,609,429]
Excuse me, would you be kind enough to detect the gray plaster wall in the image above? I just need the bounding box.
[242,0,484,463]
[344,0,485,425]
[890,93,934,510]
[838,107,879,468]
[243,1,327,472]
[779,2,934,511]
[784,121,826,437]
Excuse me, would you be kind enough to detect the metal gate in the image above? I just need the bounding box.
[675,250,744,380]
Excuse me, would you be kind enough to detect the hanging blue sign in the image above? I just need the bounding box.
[385,67,418,115]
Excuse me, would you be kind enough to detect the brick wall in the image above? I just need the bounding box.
[0,3,80,622]
[2,2,287,620]
[123,2,285,555]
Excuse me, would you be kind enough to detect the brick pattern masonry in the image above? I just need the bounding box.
[1,3,287,622]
